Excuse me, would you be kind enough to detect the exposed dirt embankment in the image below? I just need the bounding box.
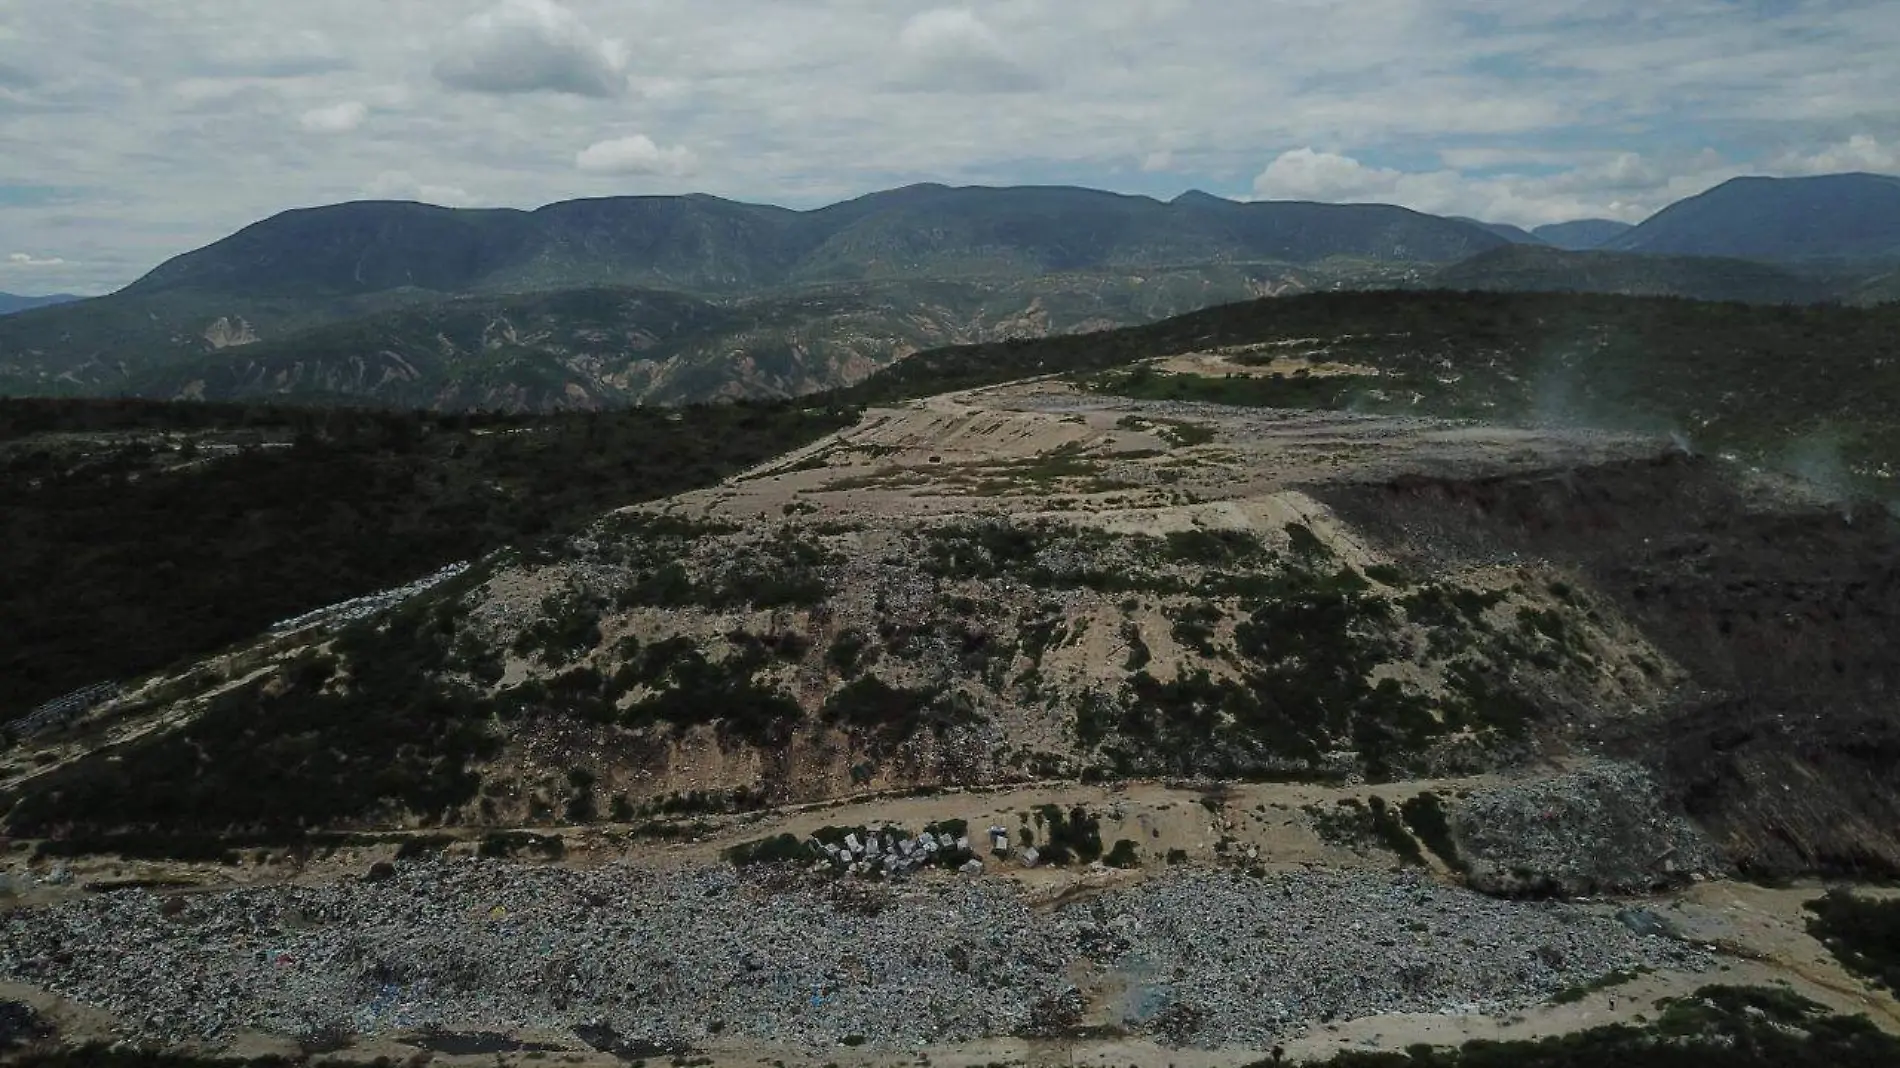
[1321,455,1900,879]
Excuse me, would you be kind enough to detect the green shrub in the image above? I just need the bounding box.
[1283,522,1330,558]
[1122,622,1152,672]
[1806,889,1900,992]
[821,676,970,743]
[0,397,854,723]
[1031,804,1104,865]
[7,600,501,845]
[1163,529,1261,566]
[726,833,809,867]
[478,832,564,859]
[1399,792,1464,873]
[1364,796,1425,865]
[824,623,870,672]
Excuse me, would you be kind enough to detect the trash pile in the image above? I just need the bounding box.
[0,860,1713,1053]
[268,561,472,633]
[1450,763,1729,896]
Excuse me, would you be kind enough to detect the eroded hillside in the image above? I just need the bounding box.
[12,379,1889,867]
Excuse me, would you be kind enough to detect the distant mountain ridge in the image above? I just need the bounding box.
[1452,218,1548,245]
[0,185,1508,405]
[1532,220,1633,250]
[124,184,1509,301]
[4,173,1900,411]
[0,292,80,316]
[1606,173,1900,262]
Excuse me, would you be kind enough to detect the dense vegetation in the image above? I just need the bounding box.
[1806,890,1900,991]
[0,397,856,720]
[1431,244,1839,303]
[6,574,504,850]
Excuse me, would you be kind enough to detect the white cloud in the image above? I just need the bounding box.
[364,171,480,207]
[6,252,67,267]
[575,135,699,177]
[433,0,627,98]
[1,0,1899,293]
[1141,150,1176,173]
[1774,135,1900,176]
[891,8,1045,94]
[1250,147,1716,225]
[300,101,368,133]
[1252,148,1402,202]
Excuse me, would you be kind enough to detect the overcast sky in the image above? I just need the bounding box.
[3,0,1898,294]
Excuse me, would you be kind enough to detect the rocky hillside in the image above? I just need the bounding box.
[8,375,1896,884]
[98,266,1341,409]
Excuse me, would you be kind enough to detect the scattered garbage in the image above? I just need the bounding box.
[269,561,472,633]
[0,862,1711,1052]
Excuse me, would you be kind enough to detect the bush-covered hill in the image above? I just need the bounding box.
[1428,245,1840,304]
[0,397,856,719]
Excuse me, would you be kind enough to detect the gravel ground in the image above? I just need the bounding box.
[0,861,1711,1052]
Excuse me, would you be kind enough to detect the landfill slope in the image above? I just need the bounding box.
[0,374,1897,1063]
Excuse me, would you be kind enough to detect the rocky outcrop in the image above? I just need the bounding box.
[202,316,259,348]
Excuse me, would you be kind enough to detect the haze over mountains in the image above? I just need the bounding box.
[1532,219,1636,250]
[1,172,1897,410]
[0,293,80,317]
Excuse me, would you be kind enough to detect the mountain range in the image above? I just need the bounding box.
[1603,172,1900,261]
[122,184,1506,299]
[0,292,80,316]
[3,173,1898,410]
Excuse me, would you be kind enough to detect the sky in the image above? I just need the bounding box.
[3,0,1899,295]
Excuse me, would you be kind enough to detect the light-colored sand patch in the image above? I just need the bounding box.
[1154,351,1384,379]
